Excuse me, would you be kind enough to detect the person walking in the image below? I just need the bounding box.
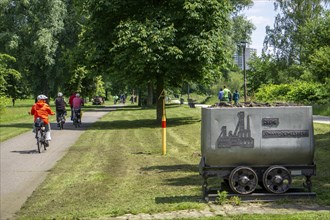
[218,88,223,102]
[54,92,67,127]
[30,94,55,142]
[223,86,231,102]
[113,95,119,104]
[233,89,240,105]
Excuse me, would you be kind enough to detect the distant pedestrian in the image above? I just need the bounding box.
[223,86,231,102]
[130,94,135,104]
[113,95,119,104]
[218,88,223,102]
[120,94,126,104]
[233,89,240,105]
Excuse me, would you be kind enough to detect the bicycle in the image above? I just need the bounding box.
[57,111,66,130]
[72,109,81,128]
[34,117,48,153]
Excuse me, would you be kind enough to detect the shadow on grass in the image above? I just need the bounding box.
[141,164,199,173]
[91,116,199,130]
[0,118,197,132]
[0,122,89,131]
[0,123,33,129]
[0,116,199,130]
[314,132,330,145]
[164,175,203,186]
[141,164,203,186]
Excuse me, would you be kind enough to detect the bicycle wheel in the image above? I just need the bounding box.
[42,132,47,150]
[43,141,47,150]
[73,118,78,128]
[36,130,41,153]
[60,114,65,130]
[60,120,64,130]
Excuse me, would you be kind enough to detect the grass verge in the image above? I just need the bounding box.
[0,99,35,142]
[5,103,330,219]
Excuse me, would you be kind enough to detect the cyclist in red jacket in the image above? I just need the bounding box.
[30,94,55,141]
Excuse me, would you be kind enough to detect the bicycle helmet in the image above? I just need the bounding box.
[76,93,80,97]
[58,92,63,97]
[37,94,48,100]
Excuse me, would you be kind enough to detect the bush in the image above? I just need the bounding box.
[255,81,328,104]
[286,81,327,104]
[0,95,10,112]
[255,84,291,102]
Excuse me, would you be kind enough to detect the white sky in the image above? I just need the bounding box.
[242,0,277,55]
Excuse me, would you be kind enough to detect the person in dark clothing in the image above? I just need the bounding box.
[55,92,67,126]
[233,89,240,105]
[218,88,223,102]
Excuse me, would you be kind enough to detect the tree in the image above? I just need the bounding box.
[263,0,326,65]
[0,53,22,104]
[0,0,81,98]
[300,10,330,84]
[248,0,330,102]
[81,0,253,120]
[306,46,330,83]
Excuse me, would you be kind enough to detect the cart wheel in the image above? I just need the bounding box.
[229,166,258,194]
[263,166,291,194]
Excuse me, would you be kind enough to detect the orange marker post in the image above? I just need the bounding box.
[162,113,166,155]
[159,89,167,155]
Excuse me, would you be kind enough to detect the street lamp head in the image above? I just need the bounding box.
[240,41,248,47]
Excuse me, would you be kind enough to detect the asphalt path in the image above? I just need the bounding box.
[0,105,329,219]
[0,109,110,220]
[313,115,330,124]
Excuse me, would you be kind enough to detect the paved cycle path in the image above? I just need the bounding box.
[0,109,110,220]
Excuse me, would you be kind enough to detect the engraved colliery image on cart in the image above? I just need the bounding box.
[216,111,254,148]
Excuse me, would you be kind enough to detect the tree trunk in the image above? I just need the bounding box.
[156,76,164,122]
[138,89,142,107]
[147,82,153,106]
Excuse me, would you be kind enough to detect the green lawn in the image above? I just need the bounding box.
[1,100,329,219]
[0,99,34,142]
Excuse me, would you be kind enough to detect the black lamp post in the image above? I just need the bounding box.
[240,41,247,103]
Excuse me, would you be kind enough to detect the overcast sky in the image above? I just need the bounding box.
[242,0,277,55]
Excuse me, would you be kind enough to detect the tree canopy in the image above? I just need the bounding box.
[9,0,329,114]
[80,0,253,119]
[0,0,81,98]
